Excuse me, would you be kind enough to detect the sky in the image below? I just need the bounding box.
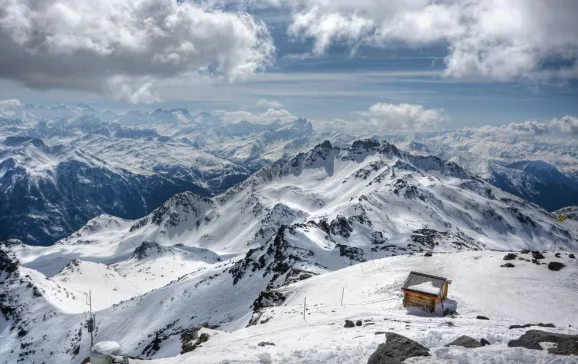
[1,0,578,131]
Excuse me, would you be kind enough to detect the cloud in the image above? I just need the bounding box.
[255,98,283,108]
[0,0,274,103]
[217,108,296,123]
[360,102,449,131]
[275,0,578,82]
[476,116,578,137]
[311,102,448,133]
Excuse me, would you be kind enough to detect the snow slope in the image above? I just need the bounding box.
[148,250,578,364]
[1,139,578,363]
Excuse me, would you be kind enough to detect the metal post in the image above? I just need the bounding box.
[340,287,345,306]
[303,297,306,320]
[88,290,94,348]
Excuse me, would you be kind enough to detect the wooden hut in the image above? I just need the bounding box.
[402,271,451,313]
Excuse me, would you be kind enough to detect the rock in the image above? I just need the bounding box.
[181,332,210,354]
[480,338,491,346]
[520,249,530,254]
[356,320,363,327]
[508,330,578,355]
[444,336,481,348]
[344,320,355,328]
[501,263,515,268]
[111,356,129,364]
[367,332,430,364]
[555,252,561,258]
[569,254,575,259]
[532,251,545,260]
[424,252,432,257]
[509,323,556,329]
[476,315,489,320]
[548,262,565,271]
[0,249,19,273]
[258,342,275,347]
[503,253,517,261]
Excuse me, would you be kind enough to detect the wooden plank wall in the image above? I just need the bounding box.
[403,291,436,312]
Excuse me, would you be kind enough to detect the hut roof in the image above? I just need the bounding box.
[402,271,448,297]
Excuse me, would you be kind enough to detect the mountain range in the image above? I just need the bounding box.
[1,101,578,249]
[1,138,577,363]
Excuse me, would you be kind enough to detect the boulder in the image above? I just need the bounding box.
[476,315,489,320]
[444,336,481,348]
[424,252,432,257]
[548,262,565,271]
[344,320,355,328]
[501,263,515,268]
[503,253,517,261]
[508,330,578,355]
[367,332,429,364]
[480,338,491,346]
[555,252,561,258]
[569,254,575,259]
[356,320,363,327]
[509,323,556,329]
[520,249,530,254]
[532,251,545,260]
[258,342,275,347]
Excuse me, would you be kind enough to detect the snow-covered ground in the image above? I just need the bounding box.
[144,251,578,363]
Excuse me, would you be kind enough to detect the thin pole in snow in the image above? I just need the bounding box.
[88,290,94,348]
[340,287,345,306]
[303,297,306,320]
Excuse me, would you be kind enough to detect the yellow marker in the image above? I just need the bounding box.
[557,215,568,222]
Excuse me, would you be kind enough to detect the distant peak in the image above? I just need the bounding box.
[133,241,163,260]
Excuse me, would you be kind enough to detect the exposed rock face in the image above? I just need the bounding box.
[508,330,578,355]
[444,336,482,348]
[132,241,162,260]
[367,332,429,364]
[0,248,19,273]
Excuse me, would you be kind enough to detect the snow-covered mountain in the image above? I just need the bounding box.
[387,129,578,212]
[1,139,576,364]
[0,103,314,245]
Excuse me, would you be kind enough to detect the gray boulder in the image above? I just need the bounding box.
[344,320,355,328]
[508,330,578,355]
[548,262,565,271]
[367,332,429,364]
[444,336,481,348]
[532,251,545,260]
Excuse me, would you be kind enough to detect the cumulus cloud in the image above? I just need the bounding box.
[360,102,449,131]
[255,98,283,108]
[0,0,274,103]
[311,102,449,133]
[276,0,578,82]
[476,116,578,137]
[217,108,296,123]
